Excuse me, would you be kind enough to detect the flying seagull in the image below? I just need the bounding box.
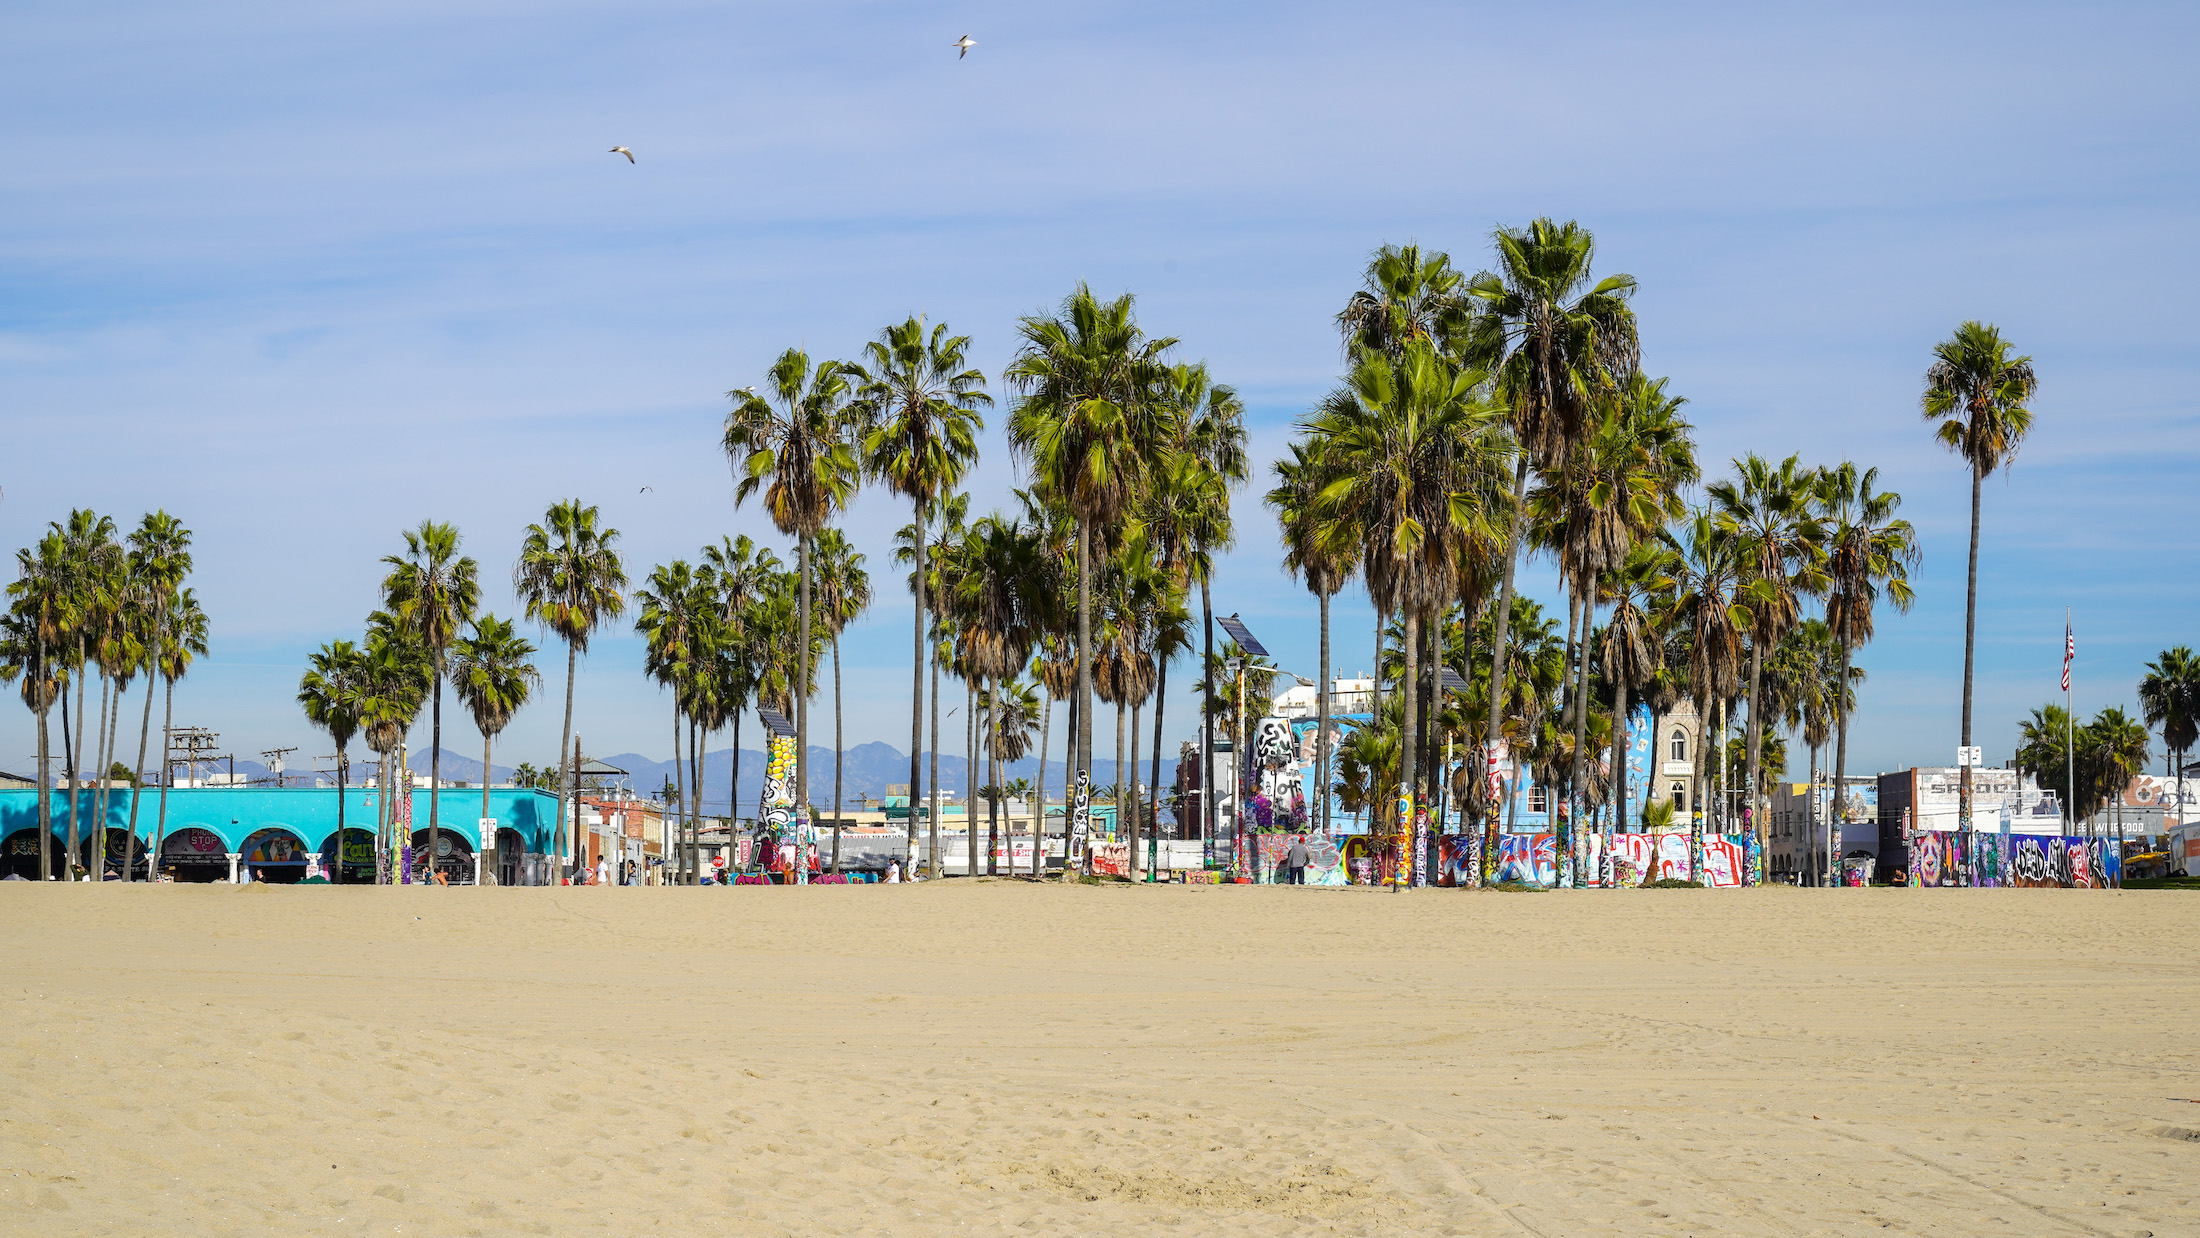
[609,146,634,163]
[639,486,653,494]
[953,35,975,59]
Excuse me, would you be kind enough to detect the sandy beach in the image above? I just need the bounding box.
[2,881,2195,1237]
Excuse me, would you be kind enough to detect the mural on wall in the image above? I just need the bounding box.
[1436,832,1751,887]
[2003,835,2120,888]
[1255,833,1342,884]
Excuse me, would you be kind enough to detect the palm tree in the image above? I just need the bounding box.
[298,640,365,882]
[1668,512,1747,877]
[1268,438,1359,841]
[8,533,75,877]
[2088,706,2149,875]
[1005,284,1177,856]
[149,588,208,874]
[726,349,864,845]
[810,528,872,871]
[1337,243,1472,359]
[2139,648,2200,832]
[895,493,970,876]
[514,500,628,872]
[637,561,706,882]
[1923,322,2036,844]
[856,316,989,863]
[1463,219,1639,862]
[1598,541,1679,837]
[121,512,191,879]
[986,677,1042,870]
[2017,704,2091,827]
[53,510,122,871]
[1816,461,1918,878]
[358,613,430,881]
[453,615,538,885]
[380,521,481,885]
[1708,454,1825,876]
[1,605,64,878]
[702,534,781,841]
[1306,339,1503,882]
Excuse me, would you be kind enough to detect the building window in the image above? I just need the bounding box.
[1670,783,1686,813]
[1669,730,1687,761]
[1529,786,1548,814]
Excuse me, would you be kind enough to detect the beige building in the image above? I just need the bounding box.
[1639,698,1707,821]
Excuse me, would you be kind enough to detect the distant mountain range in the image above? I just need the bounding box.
[273,742,1155,811]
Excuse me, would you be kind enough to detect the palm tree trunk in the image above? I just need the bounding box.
[1148,662,1166,876]
[37,648,52,879]
[928,638,942,878]
[127,622,159,881]
[1832,640,1853,882]
[557,639,577,877]
[1400,606,1420,889]
[1128,699,1142,880]
[1200,579,1214,844]
[1482,455,1531,879]
[909,497,926,862]
[832,633,844,874]
[965,676,977,878]
[1806,740,1819,886]
[1115,698,1127,875]
[155,671,174,880]
[334,746,349,885]
[691,716,703,883]
[428,666,443,887]
[1034,693,1051,878]
[1612,679,1630,836]
[798,535,813,853]
[1959,465,1981,869]
[93,674,111,858]
[671,701,686,883]
[68,639,85,874]
[729,711,742,871]
[986,678,1000,876]
[1075,513,1093,780]
[1569,589,1596,887]
[1318,592,1332,840]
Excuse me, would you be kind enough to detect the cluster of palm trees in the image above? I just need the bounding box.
[2,510,200,880]
[2015,647,2200,853]
[716,308,1247,881]
[297,518,551,883]
[1261,224,1942,886]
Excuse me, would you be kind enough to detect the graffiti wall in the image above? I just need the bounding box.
[1253,834,1343,884]
[2005,835,2120,888]
[1434,832,1751,887]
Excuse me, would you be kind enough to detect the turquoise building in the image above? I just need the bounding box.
[0,786,563,883]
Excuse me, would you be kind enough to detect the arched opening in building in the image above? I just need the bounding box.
[240,827,311,884]
[1670,783,1687,814]
[161,827,232,882]
[411,828,476,885]
[1,828,65,880]
[318,827,377,884]
[79,828,152,881]
[495,827,528,887]
[1669,729,1688,761]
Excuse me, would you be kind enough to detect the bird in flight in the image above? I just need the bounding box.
[953,35,976,59]
[639,486,653,494]
[609,146,634,163]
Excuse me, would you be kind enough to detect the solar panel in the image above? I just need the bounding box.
[756,706,796,738]
[1439,668,1472,694]
[1216,614,1269,658]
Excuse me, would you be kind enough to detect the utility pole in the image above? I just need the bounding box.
[260,746,297,789]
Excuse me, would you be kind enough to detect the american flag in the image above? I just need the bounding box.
[2062,622,2074,692]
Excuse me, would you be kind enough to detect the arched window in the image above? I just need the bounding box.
[1670,783,1687,813]
[1669,729,1688,761]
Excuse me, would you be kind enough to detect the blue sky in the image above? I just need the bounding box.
[4,1,2196,782]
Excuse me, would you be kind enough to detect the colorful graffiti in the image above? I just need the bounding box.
[2005,835,2120,888]
[1435,832,1752,887]
[1253,834,1343,884]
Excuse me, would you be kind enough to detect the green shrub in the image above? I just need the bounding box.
[1646,877,1703,889]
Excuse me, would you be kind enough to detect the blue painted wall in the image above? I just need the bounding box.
[0,787,563,854]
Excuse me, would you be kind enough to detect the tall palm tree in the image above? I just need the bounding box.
[2088,706,2149,874]
[1006,285,1177,853]
[381,521,481,884]
[726,349,864,842]
[298,640,366,882]
[856,316,989,861]
[896,493,970,876]
[1816,461,1918,876]
[514,500,628,871]
[122,512,191,879]
[1268,438,1359,841]
[1,605,64,878]
[1708,454,1825,875]
[810,527,872,871]
[1306,339,1503,881]
[8,533,74,876]
[946,513,1041,873]
[1138,362,1249,850]
[637,561,706,882]
[702,534,779,838]
[149,588,208,874]
[2138,647,2200,831]
[54,510,122,870]
[452,615,537,884]
[1923,322,2036,845]
[358,612,430,881]
[1463,219,1639,862]
[1668,512,1747,877]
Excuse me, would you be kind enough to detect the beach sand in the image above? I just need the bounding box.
[2,880,2195,1236]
